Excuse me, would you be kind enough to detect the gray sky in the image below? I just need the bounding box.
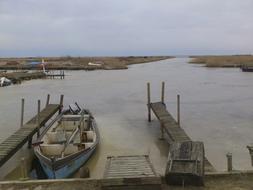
[0,0,253,57]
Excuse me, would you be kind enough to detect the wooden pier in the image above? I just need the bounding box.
[103,155,161,190]
[0,95,63,168]
[147,82,215,185]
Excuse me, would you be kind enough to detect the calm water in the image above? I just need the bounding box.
[0,58,253,179]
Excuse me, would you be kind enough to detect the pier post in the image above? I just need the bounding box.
[147,82,151,122]
[20,98,25,128]
[161,81,165,104]
[63,70,65,79]
[226,153,233,172]
[37,100,41,138]
[247,146,253,166]
[46,94,50,106]
[177,94,180,126]
[20,157,28,180]
[59,94,64,114]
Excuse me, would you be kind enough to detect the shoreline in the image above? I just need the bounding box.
[189,55,253,68]
[0,56,173,71]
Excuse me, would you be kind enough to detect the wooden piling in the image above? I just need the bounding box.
[177,94,180,126]
[37,100,41,138]
[246,145,253,166]
[20,98,25,128]
[161,81,165,103]
[147,82,151,122]
[59,94,64,114]
[20,157,28,180]
[46,94,50,106]
[226,153,233,172]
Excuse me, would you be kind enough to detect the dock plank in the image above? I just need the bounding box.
[0,104,60,167]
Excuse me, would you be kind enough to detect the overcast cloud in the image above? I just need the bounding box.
[0,0,253,56]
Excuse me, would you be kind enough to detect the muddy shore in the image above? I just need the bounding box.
[0,56,172,70]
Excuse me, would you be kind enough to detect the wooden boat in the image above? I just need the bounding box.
[241,66,253,72]
[34,103,99,179]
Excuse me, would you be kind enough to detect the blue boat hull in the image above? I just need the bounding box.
[38,146,96,179]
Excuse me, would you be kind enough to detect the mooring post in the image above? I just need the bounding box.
[20,98,25,128]
[63,70,65,79]
[161,81,165,104]
[147,82,151,122]
[177,94,180,126]
[20,157,28,180]
[37,100,41,138]
[247,146,253,166]
[226,153,233,172]
[59,94,64,114]
[46,94,50,106]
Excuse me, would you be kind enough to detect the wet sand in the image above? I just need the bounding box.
[0,58,253,179]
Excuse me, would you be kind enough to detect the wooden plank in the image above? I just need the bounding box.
[165,141,204,186]
[0,104,60,167]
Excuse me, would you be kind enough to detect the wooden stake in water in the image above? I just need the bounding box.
[46,94,50,106]
[20,157,28,180]
[177,94,180,126]
[37,100,41,138]
[20,98,25,128]
[59,94,64,114]
[147,82,151,122]
[226,153,233,172]
[161,81,165,104]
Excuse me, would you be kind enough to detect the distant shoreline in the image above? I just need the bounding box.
[189,55,253,68]
[0,56,173,71]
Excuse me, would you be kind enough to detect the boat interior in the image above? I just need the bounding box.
[39,113,96,158]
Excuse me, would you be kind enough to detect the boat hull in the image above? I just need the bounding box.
[38,145,97,179]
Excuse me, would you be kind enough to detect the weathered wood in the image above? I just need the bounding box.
[177,94,180,126]
[161,81,165,103]
[147,83,151,122]
[104,155,157,180]
[165,141,204,186]
[0,104,60,167]
[20,98,25,128]
[149,101,215,173]
[226,153,233,172]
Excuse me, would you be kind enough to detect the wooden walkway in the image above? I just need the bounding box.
[149,102,215,172]
[0,104,60,167]
[104,155,157,179]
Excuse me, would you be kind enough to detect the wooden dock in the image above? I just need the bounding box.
[0,104,60,167]
[147,82,216,185]
[103,155,161,190]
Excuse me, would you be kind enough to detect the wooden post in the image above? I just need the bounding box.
[63,70,65,79]
[20,157,28,180]
[20,98,25,128]
[247,146,253,166]
[46,94,50,106]
[226,153,232,172]
[59,94,64,114]
[177,94,180,126]
[161,81,165,104]
[37,100,41,138]
[147,82,151,122]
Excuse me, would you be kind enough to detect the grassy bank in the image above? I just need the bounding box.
[189,55,253,67]
[0,56,172,70]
